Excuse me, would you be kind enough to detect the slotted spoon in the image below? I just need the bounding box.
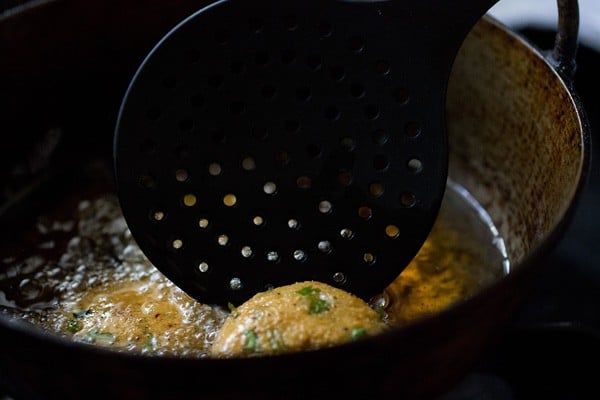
[114,0,498,305]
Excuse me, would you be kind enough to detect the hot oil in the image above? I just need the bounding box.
[383,180,509,325]
[0,193,228,357]
[0,179,508,356]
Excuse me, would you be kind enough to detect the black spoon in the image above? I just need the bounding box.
[114,0,498,306]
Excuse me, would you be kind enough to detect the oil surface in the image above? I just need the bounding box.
[0,180,507,357]
[384,181,508,325]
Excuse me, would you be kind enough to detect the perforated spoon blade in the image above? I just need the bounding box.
[114,0,498,305]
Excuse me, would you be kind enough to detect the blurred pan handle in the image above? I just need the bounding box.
[549,0,579,82]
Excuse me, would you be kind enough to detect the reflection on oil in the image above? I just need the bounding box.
[384,180,508,325]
